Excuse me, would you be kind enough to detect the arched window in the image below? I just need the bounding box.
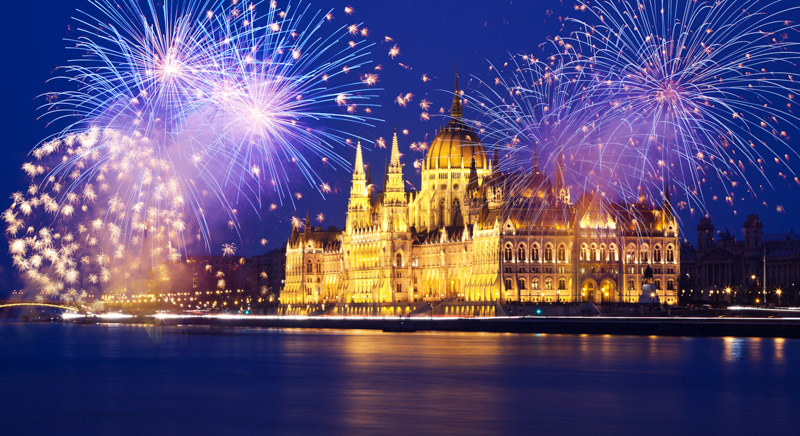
[626,246,636,263]
[666,245,675,263]
[628,278,635,290]
[653,245,662,262]
[655,279,662,290]
[558,278,566,290]
[306,260,313,273]
[544,244,554,262]
[580,243,588,261]
[545,278,553,290]
[667,279,675,290]
[505,278,513,290]
[532,278,540,290]
[532,244,540,262]
[518,244,527,262]
[504,243,513,262]
[316,261,321,273]
[640,246,649,263]
[589,244,596,261]
[557,244,567,262]
[600,245,606,262]
[518,278,527,290]
[396,252,403,268]
[610,244,618,262]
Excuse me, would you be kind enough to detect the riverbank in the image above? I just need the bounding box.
[60,312,800,338]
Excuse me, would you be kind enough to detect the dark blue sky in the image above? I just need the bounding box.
[2,0,800,293]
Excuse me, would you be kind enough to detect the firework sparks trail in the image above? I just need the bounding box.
[6,0,380,302]
[565,0,800,210]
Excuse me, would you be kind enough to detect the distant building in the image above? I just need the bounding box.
[281,75,680,306]
[681,215,800,304]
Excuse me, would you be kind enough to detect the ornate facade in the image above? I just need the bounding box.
[282,76,680,306]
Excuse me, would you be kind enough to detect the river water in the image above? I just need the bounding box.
[0,322,797,435]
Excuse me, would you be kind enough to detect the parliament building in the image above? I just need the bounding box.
[281,77,680,308]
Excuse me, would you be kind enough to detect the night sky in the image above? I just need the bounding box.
[2,0,800,295]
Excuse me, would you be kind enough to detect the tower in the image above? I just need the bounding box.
[381,128,408,232]
[554,141,570,204]
[697,217,715,251]
[346,141,371,232]
[744,214,763,250]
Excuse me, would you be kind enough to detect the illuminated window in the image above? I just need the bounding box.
[306,260,313,273]
[666,245,675,262]
[545,278,553,290]
[532,279,540,290]
[558,278,566,290]
[580,243,588,261]
[610,244,618,262]
[599,245,606,262]
[532,244,540,262]
[653,246,662,262]
[518,244,527,262]
[504,243,513,262]
[628,278,635,291]
[518,278,526,290]
[557,244,566,262]
[505,278,513,290]
[590,244,597,261]
[544,244,553,262]
[396,252,403,268]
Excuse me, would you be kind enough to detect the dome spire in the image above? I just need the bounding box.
[450,70,463,119]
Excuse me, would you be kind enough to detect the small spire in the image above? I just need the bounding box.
[450,70,463,119]
[493,141,500,171]
[390,127,401,168]
[467,156,479,193]
[354,140,364,176]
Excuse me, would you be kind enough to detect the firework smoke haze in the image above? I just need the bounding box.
[5,0,378,301]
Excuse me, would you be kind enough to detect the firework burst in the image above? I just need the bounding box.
[566,0,800,208]
[6,0,379,301]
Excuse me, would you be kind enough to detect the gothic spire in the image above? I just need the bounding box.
[450,71,463,119]
[390,126,401,168]
[467,155,479,193]
[354,140,364,177]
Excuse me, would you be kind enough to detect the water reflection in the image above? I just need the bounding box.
[0,324,798,435]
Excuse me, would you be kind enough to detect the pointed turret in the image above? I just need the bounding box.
[354,139,365,176]
[346,141,371,231]
[467,156,479,194]
[390,126,401,168]
[303,210,311,237]
[554,141,570,204]
[450,72,463,119]
[290,215,299,245]
[662,179,674,224]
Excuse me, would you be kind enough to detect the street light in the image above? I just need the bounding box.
[777,289,782,306]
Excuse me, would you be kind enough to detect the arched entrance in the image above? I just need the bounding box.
[600,279,617,303]
[581,279,597,303]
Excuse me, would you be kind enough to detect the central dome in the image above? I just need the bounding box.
[426,74,487,170]
[427,119,487,170]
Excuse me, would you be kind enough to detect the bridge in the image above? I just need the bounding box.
[0,300,84,312]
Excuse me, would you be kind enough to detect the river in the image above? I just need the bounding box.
[0,322,797,435]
